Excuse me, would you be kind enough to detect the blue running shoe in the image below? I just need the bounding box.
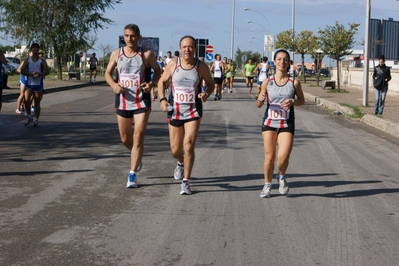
[126,172,138,188]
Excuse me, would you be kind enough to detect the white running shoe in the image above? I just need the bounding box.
[180,180,192,195]
[279,178,289,195]
[260,185,271,198]
[15,109,22,114]
[174,163,184,180]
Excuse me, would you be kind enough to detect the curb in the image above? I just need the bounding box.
[2,81,107,102]
[303,92,354,115]
[361,115,399,138]
[304,92,399,137]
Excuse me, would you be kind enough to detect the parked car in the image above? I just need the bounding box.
[6,57,21,70]
[304,69,314,77]
[1,62,16,74]
[318,68,329,77]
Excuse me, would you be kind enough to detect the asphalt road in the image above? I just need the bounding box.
[1,82,399,266]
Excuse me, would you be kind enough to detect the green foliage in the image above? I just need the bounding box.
[318,21,359,61]
[276,29,317,83]
[234,47,261,70]
[318,21,359,90]
[275,29,297,53]
[0,44,17,53]
[0,0,121,79]
[339,103,364,118]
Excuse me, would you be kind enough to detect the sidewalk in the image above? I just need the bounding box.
[2,75,106,102]
[301,78,399,137]
[2,75,399,137]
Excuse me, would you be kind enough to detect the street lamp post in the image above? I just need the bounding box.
[244,7,270,36]
[250,29,264,37]
[247,20,268,56]
[230,0,236,60]
[362,0,371,107]
[249,40,263,56]
[292,0,295,59]
[244,7,271,57]
[251,36,264,56]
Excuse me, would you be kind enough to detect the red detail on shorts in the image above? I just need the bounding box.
[121,91,127,110]
[189,103,195,118]
[175,103,181,120]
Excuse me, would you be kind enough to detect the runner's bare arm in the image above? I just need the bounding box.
[104,49,123,94]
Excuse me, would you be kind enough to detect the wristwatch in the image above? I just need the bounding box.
[160,97,167,103]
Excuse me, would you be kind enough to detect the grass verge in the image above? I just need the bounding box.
[339,103,364,118]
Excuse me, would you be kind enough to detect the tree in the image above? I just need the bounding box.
[235,47,261,72]
[276,29,318,83]
[318,21,360,91]
[97,43,114,75]
[0,0,121,80]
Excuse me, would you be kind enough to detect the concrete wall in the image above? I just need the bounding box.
[330,67,399,97]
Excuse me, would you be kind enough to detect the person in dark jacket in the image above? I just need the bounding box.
[372,54,391,115]
[0,51,9,126]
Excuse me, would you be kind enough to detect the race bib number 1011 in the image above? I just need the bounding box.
[268,103,290,120]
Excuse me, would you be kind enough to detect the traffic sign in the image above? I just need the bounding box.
[206,45,214,53]
[205,53,214,61]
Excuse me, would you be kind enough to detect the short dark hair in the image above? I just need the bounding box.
[30,43,40,49]
[379,54,385,61]
[179,35,197,49]
[124,24,140,35]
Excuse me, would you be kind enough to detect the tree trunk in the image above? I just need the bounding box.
[301,53,306,83]
[336,58,341,91]
[57,56,63,80]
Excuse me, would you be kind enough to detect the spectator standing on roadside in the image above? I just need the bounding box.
[256,49,305,198]
[372,54,391,115]
[89,53,99,83]
[19,43,50,127]
[157,35,215,195]
[104,23,161,188]
[0,51,8,126]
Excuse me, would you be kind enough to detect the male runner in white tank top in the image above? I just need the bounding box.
[157,35,215,195]
[105,24,161,189]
